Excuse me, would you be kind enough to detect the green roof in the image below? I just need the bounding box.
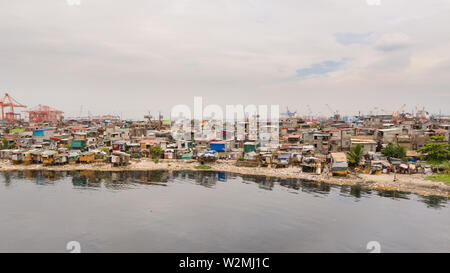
[71,140,86,149]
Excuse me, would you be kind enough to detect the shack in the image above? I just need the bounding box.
[11,150,23,164]
[330,152,348,176]
[111,151,130,167]
[42,150,58,166]
[71,140,86,150]
[243,142,257,153]
[68,152,80,164]
[79,151,95,164]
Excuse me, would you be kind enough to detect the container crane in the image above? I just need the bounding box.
[0,93,27,122]
[393,104,406,119]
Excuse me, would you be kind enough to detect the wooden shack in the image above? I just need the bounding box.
[11,150,23,164]
[111,151,130,167]
[42,150,58,166]
[79,152,95,164]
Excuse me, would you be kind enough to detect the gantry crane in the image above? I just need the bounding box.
[25,104,63,123]
[0,93,27,122]
[393,104,406,119]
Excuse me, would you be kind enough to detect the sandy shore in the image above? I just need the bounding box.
[1,159,449,197]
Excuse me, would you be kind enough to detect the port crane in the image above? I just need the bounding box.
[0,93,27,122]
[392,104,406,119]
[325,104,340,119]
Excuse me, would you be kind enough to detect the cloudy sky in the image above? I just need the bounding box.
[1,0,449,119]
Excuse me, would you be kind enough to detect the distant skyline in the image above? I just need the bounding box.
[1,0,449,119]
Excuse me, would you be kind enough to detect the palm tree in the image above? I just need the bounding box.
[347,144,364,167]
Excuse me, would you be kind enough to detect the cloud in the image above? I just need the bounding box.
[334,32,372,45]
[296,58,349,79]
[375,33,412,52]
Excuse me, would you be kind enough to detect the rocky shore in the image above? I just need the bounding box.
[1,159,449,197]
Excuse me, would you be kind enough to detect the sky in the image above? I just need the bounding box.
[0,0,449,120]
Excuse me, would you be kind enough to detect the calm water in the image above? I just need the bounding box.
[0,170,449,253]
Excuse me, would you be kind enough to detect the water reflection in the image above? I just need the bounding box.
[1,170,448,209]
[376,190,411,200]
[420,195,449,209]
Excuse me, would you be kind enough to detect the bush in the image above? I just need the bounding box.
[382,143,406,160]
[151,146,163,163]
[418,136,450,164]
[195,165,212,170]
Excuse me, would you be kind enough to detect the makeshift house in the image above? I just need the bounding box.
[0,150,12,160]
[164,149,175,159]
[197,151,218,164]
[68,152,80,164]
[32,128,55,143]
[237,151,259,167]
[287,135,301,144]
[243,142,257,153]
[11,150,23,164]
[377,127,402,143]
[79,151,95,164]
[126,143,140,153]
[21,151,32,165]
[71,140,86,150]
[140,139,156,151]
[30,150,43,164]
[42,150,58,166]
[274,152,291,168]
[260,152,273,168]
[112,141,126,151]
[210,141,228,158]
[111,151,130,167]
[301,145,315,155]
[301,156,323,174]
[55,153,68,165]
[350,138,377,153]
[330,152,348,176]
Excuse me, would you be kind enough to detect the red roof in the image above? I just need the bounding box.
[140,139,156,144]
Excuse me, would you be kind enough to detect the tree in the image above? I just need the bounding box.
[1,138,9,149]
[151,146,163,163]
[418,136,450,164]
[347,144,364,167]
[1,138,15,149]
[382,143,406,160]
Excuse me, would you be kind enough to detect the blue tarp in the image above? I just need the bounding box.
[210,143,225,153]
[33,130,44,136]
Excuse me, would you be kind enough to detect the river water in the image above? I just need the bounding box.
[0,170,449,253]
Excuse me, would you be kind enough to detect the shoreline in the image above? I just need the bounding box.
[1,159,449,197]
